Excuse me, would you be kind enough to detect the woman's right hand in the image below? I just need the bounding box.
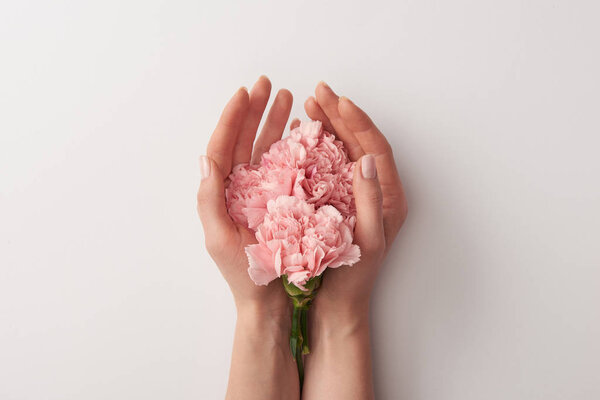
[196,76,296,316]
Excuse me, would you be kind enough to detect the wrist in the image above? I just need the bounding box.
[310,298,370,339]
[236,298,291,321]
[235,300,292,342]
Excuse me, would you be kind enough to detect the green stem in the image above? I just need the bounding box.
[301,307,310,355]
[290,305,300,358]
[282,275,322,392]
[291,303,305,387]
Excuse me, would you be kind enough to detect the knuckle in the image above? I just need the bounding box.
[204,237,221,256]
[385,192,408,221]
[395,198,408,223]
[382,142,393,156]
[196,193,216,225]
[196,187,211,205]
[364,188,383,206]
[204,229,239,261]
[400,201,408,221]
[360,236,386,257]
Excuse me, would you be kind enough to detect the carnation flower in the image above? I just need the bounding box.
[226,121,355,229]
[226,163,306,229]
[245,196,360,290]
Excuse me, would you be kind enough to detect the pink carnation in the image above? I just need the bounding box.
[225,120,360,290]
[226,164,306,229]
[245,196,361,290]
[226,121,355,229]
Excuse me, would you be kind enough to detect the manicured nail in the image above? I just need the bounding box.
[361,155,376,179]
[199,155,211,180]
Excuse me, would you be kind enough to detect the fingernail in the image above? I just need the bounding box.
[319,80,329,89]
[361,155,376,179]
[339,96,352,104]
[199,155,211,180]
[239,86,248,93]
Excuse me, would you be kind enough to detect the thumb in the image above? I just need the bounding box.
[197,155,236,246]
[353,154,385,254]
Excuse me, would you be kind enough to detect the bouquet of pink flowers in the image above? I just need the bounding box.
[225,120,361,380]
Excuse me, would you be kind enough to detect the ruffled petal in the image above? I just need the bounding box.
[246,244,278,286]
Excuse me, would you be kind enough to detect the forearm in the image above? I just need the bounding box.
[302,303,374,400]
[226,303,300,400]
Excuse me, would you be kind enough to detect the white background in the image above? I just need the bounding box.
[1,1,599,399]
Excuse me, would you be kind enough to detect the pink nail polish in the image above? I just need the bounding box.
[199,156,211,180]
[361,155,376,179]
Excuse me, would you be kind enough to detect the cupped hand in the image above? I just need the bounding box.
[197,76,296,315]
[304,81,408,314]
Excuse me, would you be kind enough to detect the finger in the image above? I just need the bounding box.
[251,89,293,164]
[197,155,237,247]
[352,155,385,255]
[304,96,335,135]
[314,81,364,160]
[207,87,250,177]
[232,76,272,166]
[338,96,400,189]
[339,96,408,244]
[290,117,300,130]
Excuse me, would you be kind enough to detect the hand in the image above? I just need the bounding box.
[301,82,407,400]
[304,81,408,316]
[198,77,302,399]
[196,76,296,316]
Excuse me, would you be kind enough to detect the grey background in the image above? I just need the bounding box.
[1,0,599,399]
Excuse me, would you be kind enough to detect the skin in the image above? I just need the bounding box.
[301,82,407,400]
[197,77,407,399]
[197,76,299,400]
